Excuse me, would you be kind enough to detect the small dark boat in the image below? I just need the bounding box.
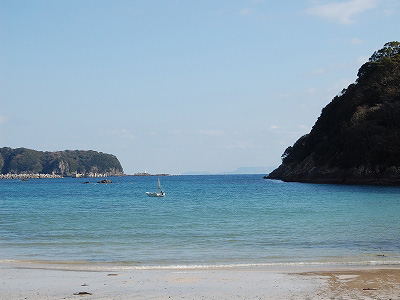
[98,179,112,184]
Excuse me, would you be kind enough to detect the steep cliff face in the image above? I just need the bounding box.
[0,148,124,176]
[267,42,400,185]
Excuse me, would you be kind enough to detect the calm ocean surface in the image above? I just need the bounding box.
[1,175,400,268]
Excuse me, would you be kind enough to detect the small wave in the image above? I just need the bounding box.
[2,259,400,271]
[119,260,400,270]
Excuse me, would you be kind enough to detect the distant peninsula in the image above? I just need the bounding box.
[0,147,124,178]
[267,41,400,185]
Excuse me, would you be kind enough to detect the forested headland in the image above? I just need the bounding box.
[267,41,400,185]
[0,147,124,178]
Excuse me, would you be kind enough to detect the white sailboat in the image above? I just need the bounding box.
[146,178,165,197]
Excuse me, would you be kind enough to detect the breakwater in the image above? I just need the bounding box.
[0,172,124,179]
[0,173,63,179]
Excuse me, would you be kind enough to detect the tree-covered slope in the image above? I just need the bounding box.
[0,148,124,176]
[267,41,400,185]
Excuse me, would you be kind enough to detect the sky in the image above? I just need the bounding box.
[0,0,399,175]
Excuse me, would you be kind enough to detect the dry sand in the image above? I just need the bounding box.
[1,261,400,299]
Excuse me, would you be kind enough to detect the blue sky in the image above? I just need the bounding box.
[1,0,399,175]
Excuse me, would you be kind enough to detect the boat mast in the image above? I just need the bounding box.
[157,177,163,192]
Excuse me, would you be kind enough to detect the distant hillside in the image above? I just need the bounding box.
[181,171,212,175]
[182,166,276,175]
[0,148,124,176]
[267,41,400,185]
[222,166,276,175]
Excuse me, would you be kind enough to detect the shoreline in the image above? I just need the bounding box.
[2,257,400,270]
[2,261,400,299]
[266,176,400,186]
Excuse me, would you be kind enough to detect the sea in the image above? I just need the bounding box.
[1,175,400,269]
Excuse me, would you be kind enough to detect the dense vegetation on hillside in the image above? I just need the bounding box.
[268,41,400,184]
[0,148,124,176]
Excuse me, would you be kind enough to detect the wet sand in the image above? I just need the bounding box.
[1,261,400,299]
[298,268,400,299]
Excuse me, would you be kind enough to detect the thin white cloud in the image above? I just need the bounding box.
[199,129,224,136]
[239,8,253,16]
[311,68,325,75]
[307,0,378,25]
[273,92,292,99]
[298,125,309,130]
[356,55,370,65]
[238,5,268,21]
[350,38,364,45]
[384,8,395,16]
[269,125,278,130]
[224,140,248,149]
[108,129,135,140]
[328,78,356,94]
[308,54,368,78]
[305,87,318,94]
[167,129,186,136]
[0,115,8,125]
[267,125,310,137]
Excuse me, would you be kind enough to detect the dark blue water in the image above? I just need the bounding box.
[1,175,399,268]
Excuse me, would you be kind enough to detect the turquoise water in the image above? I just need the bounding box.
[1,175,400,268]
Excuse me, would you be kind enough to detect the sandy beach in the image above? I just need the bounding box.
[1,261,400,300]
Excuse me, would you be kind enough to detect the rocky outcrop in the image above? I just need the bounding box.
[267,42,400,185]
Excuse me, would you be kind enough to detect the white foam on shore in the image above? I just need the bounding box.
[2,259,400,271]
